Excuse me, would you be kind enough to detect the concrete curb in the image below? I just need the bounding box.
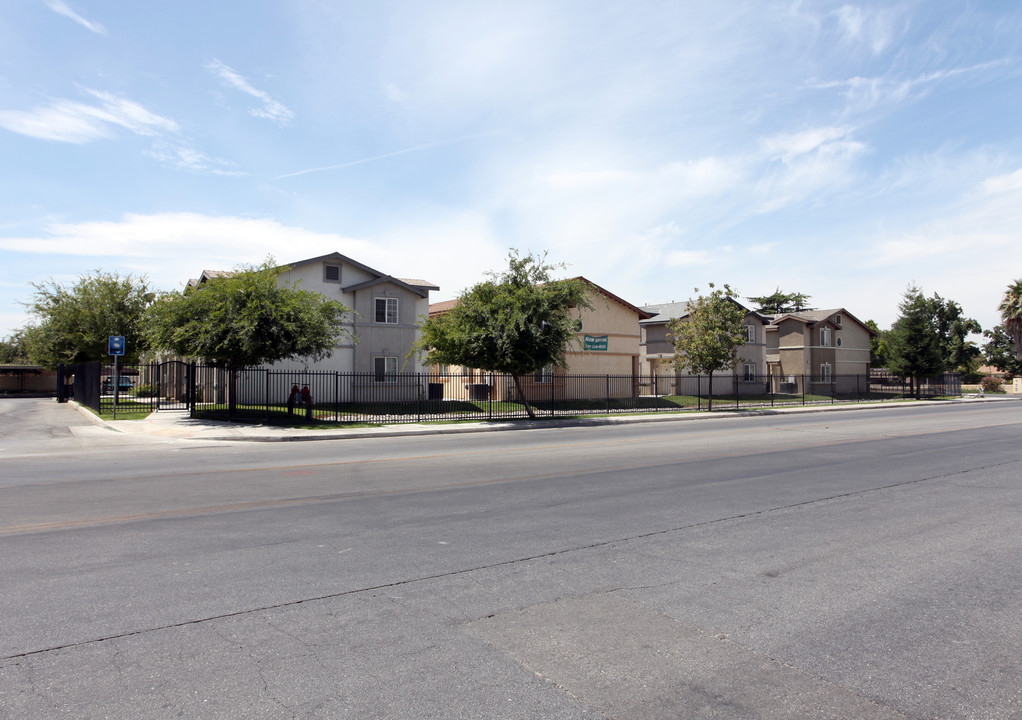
[99,394,1019,443]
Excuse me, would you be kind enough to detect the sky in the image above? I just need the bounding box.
[2,1,1021,339]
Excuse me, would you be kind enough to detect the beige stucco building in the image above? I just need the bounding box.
[428,278,652,401]
[763,309,875,393]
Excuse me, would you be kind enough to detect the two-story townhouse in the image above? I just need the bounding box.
[188,252,438,403]
[763,309,875,394]
[639,300,769,396]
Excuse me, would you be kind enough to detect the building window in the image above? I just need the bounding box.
[375,297,398,324]
[820,363,832,382]
[743,363,756,381]
[534,364,553,383]
[835,315,842,325]
[820,327,831,347]
[744,324,756,343]
[374,356,398,383]
[836,336,843,347]
[324,264,341,282]
[437,364,449,377]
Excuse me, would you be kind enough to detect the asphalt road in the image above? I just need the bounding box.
[0,398,1020,719]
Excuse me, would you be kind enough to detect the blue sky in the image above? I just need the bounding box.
[2,1,1020,339]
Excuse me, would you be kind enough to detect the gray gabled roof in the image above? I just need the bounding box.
[763,308,876,335]
[343,275,432,299]
[639,300,693,324]
[188,253,438,294]
[640,298,766,325]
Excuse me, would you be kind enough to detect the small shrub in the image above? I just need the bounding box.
[132,384,157,397]
[980,376,1002,393]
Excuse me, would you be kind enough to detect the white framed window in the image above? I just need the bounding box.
[375,297,398,324]
[820,327,831,347]
[374,356,398,383]
[820,363,832,381]
[437,364,449,377]
[743,363,756,382]
[534,364,553,383]
[324,264,341,283]
[744,324,756,343]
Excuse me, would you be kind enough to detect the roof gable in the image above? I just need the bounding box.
[344,275,431,298]
[767,308,876,336]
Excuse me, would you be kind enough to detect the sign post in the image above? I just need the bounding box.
[108,335,125,419]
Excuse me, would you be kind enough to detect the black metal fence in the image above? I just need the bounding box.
[57,362,962,424]
[59,360,194,415]
[186,368,962,425]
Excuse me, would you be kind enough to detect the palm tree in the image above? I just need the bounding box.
[999,279,1022,360]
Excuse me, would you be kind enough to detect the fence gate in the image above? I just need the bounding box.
[152,361,193,411]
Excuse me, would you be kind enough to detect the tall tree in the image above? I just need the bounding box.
[886,285,943,399]
[145,259,350,413]
[983,326,1022,378]
[923,293,982,372]
[998,278,1022,361]
[746,288,813,314]
[20,271,153,368]
[413,250,592,418]
[667,283,747,410]
[0,331,30,364]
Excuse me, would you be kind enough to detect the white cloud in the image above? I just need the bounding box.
[0,87,242,175]
[980,168,1022,195]
[538,168,634,190]
[145,141,245,176]
[664,249,713,267]
[835,5,899,55]
[207,59,295,126]
[815,61,1011,116]
[0,213,462,299]
[0,89,177,143]
[43,0,107,35]
[760,126,855,160]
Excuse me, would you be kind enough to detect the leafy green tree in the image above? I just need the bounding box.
[413,250,592,419]
[667,283,747,410]
[20,271,153,368]
[998,278,1022,361]
[923,293,981,373]
[145,259,351,413]
[983,326,1022,378]
[746,288,812,314]
[886,285,943,399]
[0,330,30,364]
[865,320,890,368]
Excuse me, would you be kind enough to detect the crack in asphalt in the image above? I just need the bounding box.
[2,456,1019,664]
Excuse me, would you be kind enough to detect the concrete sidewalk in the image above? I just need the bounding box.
[73,393,1017,443]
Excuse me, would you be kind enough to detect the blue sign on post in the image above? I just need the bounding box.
[108,336,126,356]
